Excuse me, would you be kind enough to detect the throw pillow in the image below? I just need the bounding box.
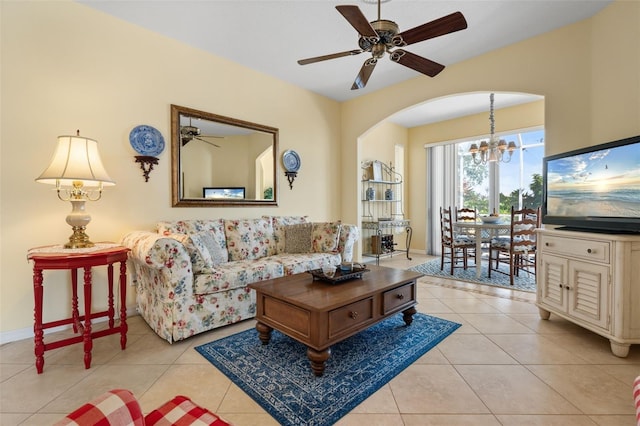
[312,221,342,253]
[197,231,228,266]
[267,215,310,253]
[284,223,313,253]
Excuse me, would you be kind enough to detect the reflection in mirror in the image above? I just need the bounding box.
[171,104,278,207]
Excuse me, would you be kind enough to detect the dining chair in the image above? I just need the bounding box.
[455,206,478,260]
[488,206,541,285]
[440,206,476,274]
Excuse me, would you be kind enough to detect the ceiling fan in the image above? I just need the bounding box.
[297,0,468,90]
[180,119,222,147]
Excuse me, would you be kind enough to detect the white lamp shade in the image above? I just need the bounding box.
[36,135,115,187]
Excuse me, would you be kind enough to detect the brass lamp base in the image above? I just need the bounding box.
[64,226,94,249]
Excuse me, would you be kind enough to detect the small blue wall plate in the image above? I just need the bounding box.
[129,125,165,157]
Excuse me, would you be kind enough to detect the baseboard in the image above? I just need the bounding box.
[0,308,139,345]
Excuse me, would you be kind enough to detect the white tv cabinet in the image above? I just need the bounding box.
[536,228,640,357]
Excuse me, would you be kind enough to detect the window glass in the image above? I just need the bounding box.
[457,129,544,215]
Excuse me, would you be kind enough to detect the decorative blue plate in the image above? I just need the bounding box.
[282,149,301,172]
[129,125,165,157]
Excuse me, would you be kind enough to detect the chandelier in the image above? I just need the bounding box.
[469,93,517,164]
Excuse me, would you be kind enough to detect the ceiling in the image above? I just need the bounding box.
[79,0,611,127]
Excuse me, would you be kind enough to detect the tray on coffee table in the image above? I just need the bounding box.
[307,266,369,283]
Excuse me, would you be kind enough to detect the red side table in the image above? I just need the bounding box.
[27,243,130,374]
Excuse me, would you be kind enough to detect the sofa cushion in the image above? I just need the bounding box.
[190,231,228,267]
[157,219,225,236]
[271,252,341,275]
[194,258,284,294]
[284,223,313,253]
[267,215,309,253]
[224,218,275,261]
[312,221,341,253]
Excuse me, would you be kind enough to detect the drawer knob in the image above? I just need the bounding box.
[397,293,405,300]
[587,248,593,254]
[349,311,358,319]
[545,242,550,247]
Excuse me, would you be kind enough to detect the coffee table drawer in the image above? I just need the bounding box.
[383,282,416,315]
[328,297,373,338]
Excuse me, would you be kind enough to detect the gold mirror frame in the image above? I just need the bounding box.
[171,104,278,207]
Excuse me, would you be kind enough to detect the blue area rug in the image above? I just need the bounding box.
[195,313,460,426]
[409,257,536,292]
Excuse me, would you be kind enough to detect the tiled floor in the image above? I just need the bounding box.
[1,253,638,425]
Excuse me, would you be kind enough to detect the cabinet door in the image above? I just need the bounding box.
[567,261,610,331]
[539,254,568,311]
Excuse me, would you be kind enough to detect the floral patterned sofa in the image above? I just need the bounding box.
[121,216,359,343]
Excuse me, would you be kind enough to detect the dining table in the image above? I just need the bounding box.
[453,220,511,278]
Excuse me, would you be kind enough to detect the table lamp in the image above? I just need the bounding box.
[36,131,115,249]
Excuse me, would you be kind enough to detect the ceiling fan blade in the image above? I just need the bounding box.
[336,5,379,39]
[351,58,377,90]
[390,49,445,77]
[194,136,220,148]
[393,11,467,47]
[298,49,363,65]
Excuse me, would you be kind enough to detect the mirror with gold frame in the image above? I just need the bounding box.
[171,104,278,207]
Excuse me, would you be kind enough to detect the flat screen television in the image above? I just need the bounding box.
[542,134,640,234]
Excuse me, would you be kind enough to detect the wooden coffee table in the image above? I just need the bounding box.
[249,265,423,376]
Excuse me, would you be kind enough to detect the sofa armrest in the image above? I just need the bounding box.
[54,389,144,426]
[121,231,191,270]
[338,224,360,263]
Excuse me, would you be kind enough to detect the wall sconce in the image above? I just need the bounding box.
[36,131,115,248]
[129,125,165,182]
[282,150,301,190]
[134,156,159,182]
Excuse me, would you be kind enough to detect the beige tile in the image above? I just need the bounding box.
[137,364,231,414]
[0,364,93,413]
[459,313,536,334]
[480,297,540,314]
[416,298,455,314]
[508,313,596,334]
[40,364,170,413]
[429,313,481,334]
[106,333,190,365]
[335,413,404,425]
[19,413,70,425]
[495,414,598,425]
[217,383,269,414]
[389,364,490,414]
[455,364,581,414]
[412,346,451,364]
[350,384,399,414]
[596,364,640,385]
[588,415,638,425]
[0,412,31,426]
[0,363,30,382]
[487,334,586,364]
[402,414,501,425]
[216,412,280,426]
[440,298,502,314]
[438,334,518,364]
[526,365,636,415]
[541,332,640,364]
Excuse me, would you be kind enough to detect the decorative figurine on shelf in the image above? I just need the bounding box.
[385,188,394,200]
[366,187,376,200]
[129,125,164,182]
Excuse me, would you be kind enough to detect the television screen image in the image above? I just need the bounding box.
[203,187,245,199]
[542,135,640,233]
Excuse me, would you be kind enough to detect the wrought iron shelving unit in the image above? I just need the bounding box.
[361,161,412,265]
